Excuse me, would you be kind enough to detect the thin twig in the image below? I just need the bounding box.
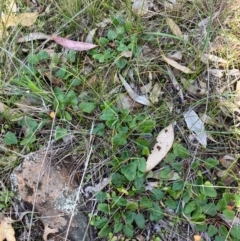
[64,121,95,241]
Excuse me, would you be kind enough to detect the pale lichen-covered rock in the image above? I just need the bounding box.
[10,151,91,241]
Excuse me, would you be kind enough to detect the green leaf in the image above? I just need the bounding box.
[27,53,39,65]
[114,221,123,233]
[55,127,67,141]
[235,194,240,208]
[121,162,137,181]
[184,201,196,215]
[140,196,152,208]
[92,123,105,136]
[172,181,184,191]
[107,29,117,40]
[94,217,108,228]
[149,203,163,221]
[137,157,146,172]
[204,158,219,169]
[3,132,18,145]
[159,166,174,179]
[116,58,127,69]
[165,198,177,209]
[112,132,127,146]
[230,225,240,239]
[150,188,164,201]
[134,177,145,191]
[112,196,127,207]
[202,203,217,216]
[222,209,235,220]
[123,224,133,238]
[126,202,138,211]
[20,133,36,145]
[200,181,217,197]
[124,210,135,224]
[97,203,109,214]
[208,225,218,237]
[65,90,78,106]
[99,225,111,238]
[134,119,155,133]
[217,199,227,211]
[79,102,96,113]
[173,143,190,158]
[111,173,127,187]
[134,213,145,229]
[96,192,106,203]
[37,51,50,60]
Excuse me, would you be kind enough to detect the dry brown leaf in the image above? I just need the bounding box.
[6,0,17,13]
[201,53,227,64]
[85,28,97,44]
[140,81,152,94]
[146,124,174,172]
[162,55,194,74]
[0,216,16,241]
[17,32,50,43]
[194,235,202,241]
[119,74,151,106]
[2,12,38,27]
[166,17,183,37]
[149,83,162,103]
[43,224,59,241]
[120,51,132,58]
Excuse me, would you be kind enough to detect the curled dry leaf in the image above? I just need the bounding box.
[149,83,162,103]
[184,110,207,147]
[0,216,16,241]
[162,55,194,74]
[132,0,148,16]
[140,81,152,94]
[51,35,97,51]
[85,28,97,43]
[166,17,183,37]
[146,124,174,172]
[201,54,227,64]
[43,224,59,241]
[119,74,151,106]
[18,32,50,43]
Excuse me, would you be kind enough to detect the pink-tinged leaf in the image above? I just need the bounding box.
[51,35,97,51]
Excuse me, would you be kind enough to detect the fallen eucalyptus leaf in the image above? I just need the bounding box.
[119,74,151,106]
[166,17,183,37]
[201,53,227,64]
[146,124,174,172]
[51,35,97,51]
[140,81,152,94]
[184,110,207,147]
[18,32,50,43]
[162,55,194,74]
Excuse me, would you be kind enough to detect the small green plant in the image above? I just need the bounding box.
[88,18,141,69]
[0,189,14,211]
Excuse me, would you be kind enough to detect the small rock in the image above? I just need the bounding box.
[10,151,91,241]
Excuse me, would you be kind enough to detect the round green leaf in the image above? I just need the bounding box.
[3,132,18,145]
